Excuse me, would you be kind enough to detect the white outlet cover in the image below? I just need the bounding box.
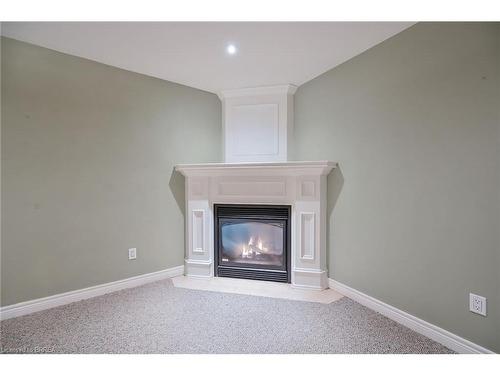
[128,248,137,260]
[469,293,487,316]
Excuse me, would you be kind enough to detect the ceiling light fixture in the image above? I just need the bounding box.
[226,44,237,55]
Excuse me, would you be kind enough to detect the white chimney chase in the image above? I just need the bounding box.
[218,85,297,163]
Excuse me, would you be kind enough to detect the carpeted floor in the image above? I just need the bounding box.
[0,279,454,354]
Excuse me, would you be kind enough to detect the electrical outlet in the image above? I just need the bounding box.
[128,248,137,260]
[469,293,487,316]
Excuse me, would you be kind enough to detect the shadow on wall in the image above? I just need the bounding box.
[326,166,345,273]
[169,168,185,215]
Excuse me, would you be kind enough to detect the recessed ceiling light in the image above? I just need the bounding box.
[226,44,237,55]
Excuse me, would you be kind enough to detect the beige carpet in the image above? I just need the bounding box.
[0,279,454,354]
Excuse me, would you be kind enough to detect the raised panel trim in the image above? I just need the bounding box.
[299,180,316,199]
[299,212,315,260]
[216,179,287,198]
[229,103,280,157]
[192,209,205,254]
[189,180,204,198]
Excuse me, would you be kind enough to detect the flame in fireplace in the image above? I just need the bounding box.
[241,236,268,258]
[257,239,264,251]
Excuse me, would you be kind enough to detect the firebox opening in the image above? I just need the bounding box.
[214,204,291,283]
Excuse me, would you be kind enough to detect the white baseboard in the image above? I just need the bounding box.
[328,279,494,354]
[0,265,185,321]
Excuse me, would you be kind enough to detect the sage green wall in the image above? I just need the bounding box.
[1,37,221,306]
[294,23,500,352]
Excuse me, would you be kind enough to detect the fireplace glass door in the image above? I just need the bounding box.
[220,219,285,269]
[214,204,290,283]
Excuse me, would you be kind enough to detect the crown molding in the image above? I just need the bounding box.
[218,84,298,100]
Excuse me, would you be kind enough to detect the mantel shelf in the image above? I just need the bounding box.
[175,160,337,177]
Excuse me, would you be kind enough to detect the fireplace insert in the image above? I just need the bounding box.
[214,204,291,283]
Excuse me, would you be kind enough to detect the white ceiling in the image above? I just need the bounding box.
[2,22,414,94]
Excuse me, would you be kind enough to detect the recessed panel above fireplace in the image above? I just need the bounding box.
[214,204,291,283]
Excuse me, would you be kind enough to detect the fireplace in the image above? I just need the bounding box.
[214,204,291,283]
[175,161,335,289]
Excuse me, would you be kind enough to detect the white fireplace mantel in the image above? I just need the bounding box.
[175,161,337,290]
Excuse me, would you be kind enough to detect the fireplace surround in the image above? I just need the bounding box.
[214,204,291,283]
[175,161,336,290]
[175,87,335,289]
